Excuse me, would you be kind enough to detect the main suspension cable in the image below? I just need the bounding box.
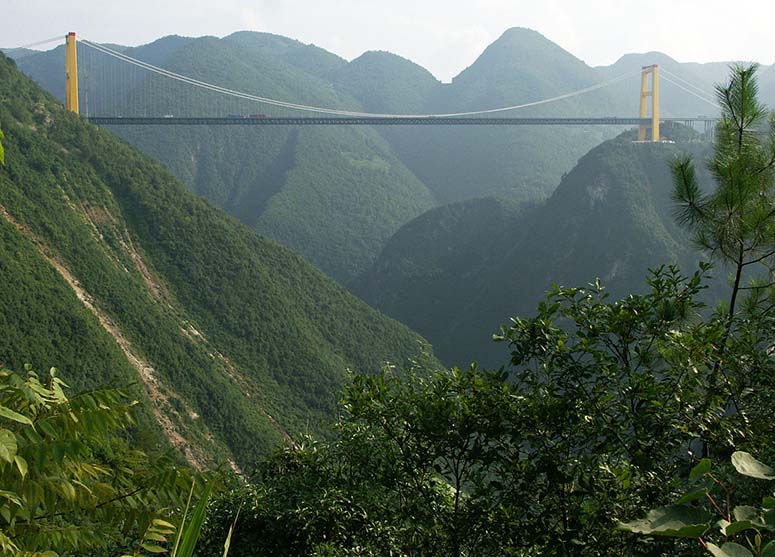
[80,38,642,118]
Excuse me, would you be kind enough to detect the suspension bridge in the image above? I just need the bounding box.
[21,33,724,141]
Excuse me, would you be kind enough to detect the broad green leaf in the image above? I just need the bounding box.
[734,506,762,523]
[60,481,76,501]
[142,543,168,553]
[762,540,775,557]
[0,405,33,425]
[0,490,22,507]
[153,519,176,529]
[707,542,754,557]
[14,455,27,479]
[0,429,17,463]
[618,505,712,537]
[763,497,775,509]
[690,458,711,482]
[732,452,775,480]
[678,488,708,504]
[724,520,756,536]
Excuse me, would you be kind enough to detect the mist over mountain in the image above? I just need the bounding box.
[7,26,762,368]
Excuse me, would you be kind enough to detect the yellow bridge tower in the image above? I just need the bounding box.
[638,64,659,141]
[65,32,79,114]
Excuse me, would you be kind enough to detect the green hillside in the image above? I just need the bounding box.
[115,35,436,282]
[334,50,440,113]
[14,35,436,283]
[0,52,436,469]
[10,28,631,279]
[353,129,712,366]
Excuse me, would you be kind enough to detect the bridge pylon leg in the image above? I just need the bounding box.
[638,64,659,141]
[65,32,79,114]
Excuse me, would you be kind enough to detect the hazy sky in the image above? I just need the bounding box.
[4,0,775,82]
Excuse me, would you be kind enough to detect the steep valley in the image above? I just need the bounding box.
[0,52,437,468]
[353,129,717,366]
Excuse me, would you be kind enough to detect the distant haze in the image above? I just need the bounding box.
[5,0,775,81]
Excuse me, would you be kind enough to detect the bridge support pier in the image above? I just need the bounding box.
[638,65,659,141]
[65,32,79,114]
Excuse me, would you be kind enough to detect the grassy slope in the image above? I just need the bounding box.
[0,53,437,468]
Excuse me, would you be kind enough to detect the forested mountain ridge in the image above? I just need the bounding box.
[9,28,767,284]
[0,53,437,469]
[224,31,348,81]
[353,129,712,366]
[332,27,625,204]
[0,28,659,282]
[11,34,437,283]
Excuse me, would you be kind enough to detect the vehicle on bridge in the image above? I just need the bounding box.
[225,113,270,119]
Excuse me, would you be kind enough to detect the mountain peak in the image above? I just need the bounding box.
[609,51,680,69]
[454,26,589,83]
[349,50,438,80]
[224,30,346,79]
[224,30,301,50]
[497,26,549,41]
[488,27,566,53]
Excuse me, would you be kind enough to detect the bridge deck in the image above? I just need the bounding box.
[84,116,719,126]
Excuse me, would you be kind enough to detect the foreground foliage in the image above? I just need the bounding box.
[201,256,775,556]
[620,452,775,556]
[617,63,775,556]
[0,365,198,557]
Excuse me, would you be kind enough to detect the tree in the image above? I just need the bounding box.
[0,365,194,557]
[344,365,516,557]
[493,265,738,555]
[615,63,775,557]
[199,366,517,557]
[670,64,775,410]
[0,126,4,165]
